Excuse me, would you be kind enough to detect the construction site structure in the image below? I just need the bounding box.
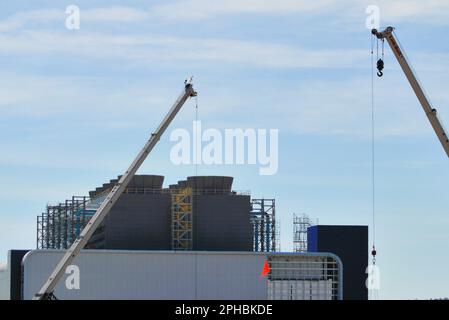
[171,188,193,250]
[37,175,257,253]
[250,199,279,252]
[36,196,95,250]
[33,78,197,300]
[293,213,317,253]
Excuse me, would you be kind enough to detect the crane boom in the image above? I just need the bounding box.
[372,26,449,158]
[33,79,197,300]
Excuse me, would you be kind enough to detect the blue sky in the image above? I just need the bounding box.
[1,0,449,299]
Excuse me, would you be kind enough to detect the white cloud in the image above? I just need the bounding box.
[193,71,449,138]
[0,73,173,124]
[153,0,334,20]
[0,9,63,32]
[0,3,448,141]
[0,6,148,32]
[0,30,366,69]
[374,0,449,21]
[0,47,448,140]
[82,6,149,22]
[294,72,449,138]
[1,1,449,33]
[153,0,449,25]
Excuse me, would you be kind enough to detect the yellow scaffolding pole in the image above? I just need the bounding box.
[171,188,193,250]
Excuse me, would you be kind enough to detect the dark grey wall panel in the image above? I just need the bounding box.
[87,176,253,252]
[8,249,30,300]
[103,194,171,250]
[187,176,233,192]
[194,195,252,251]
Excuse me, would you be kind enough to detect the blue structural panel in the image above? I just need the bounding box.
[307,225,369,300]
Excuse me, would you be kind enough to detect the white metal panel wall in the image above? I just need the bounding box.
[22,250,268,300]
[0,263,9,300]
[196,253,267,299]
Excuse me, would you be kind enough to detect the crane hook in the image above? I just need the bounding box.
[376,58,384,77]
[371,245,377,265]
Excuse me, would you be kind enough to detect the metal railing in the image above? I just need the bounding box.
[92,187,250,198]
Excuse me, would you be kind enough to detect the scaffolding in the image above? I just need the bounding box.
[36,187,253,251]
[171,188,193,250]
[36,196,96,249]
[293,213,317,253]
[251,199,278,252]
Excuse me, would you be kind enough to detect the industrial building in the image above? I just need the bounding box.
[3,249,342,300]
[36,175,277,253]
[0,263,8,300]
[0,221,369,300]
[308,225,369,300]
[0,174,368,300]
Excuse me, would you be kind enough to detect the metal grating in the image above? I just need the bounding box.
[267,254,342,300]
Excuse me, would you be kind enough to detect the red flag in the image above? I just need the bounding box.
[260,260,270,278]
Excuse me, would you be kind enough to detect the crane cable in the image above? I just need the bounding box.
[195,94,199,177]
[370,35,377,266]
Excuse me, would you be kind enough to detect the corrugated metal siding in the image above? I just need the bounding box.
[22,250,268,300]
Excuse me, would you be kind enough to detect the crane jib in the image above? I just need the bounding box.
[33,79,197,300]
[372,26,449,158]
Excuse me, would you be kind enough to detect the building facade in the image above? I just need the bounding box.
[37,175,275,252]
[20,250,343,300]
[308,225,369,300]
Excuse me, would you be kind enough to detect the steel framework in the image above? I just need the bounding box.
[293,213,316,253]
[36,196,95,249]
[171,188,193,250]
[250,199,278,252]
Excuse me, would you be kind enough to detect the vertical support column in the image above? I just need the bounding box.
[64,201,69,249]
[45,207,50,249]
[50,207,56,249]
[36,216,41,249]
[251,198,276,252]
[171,188,193,250]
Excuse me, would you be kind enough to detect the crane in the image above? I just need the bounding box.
[33,78,197,300]
[371,26,449,158]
